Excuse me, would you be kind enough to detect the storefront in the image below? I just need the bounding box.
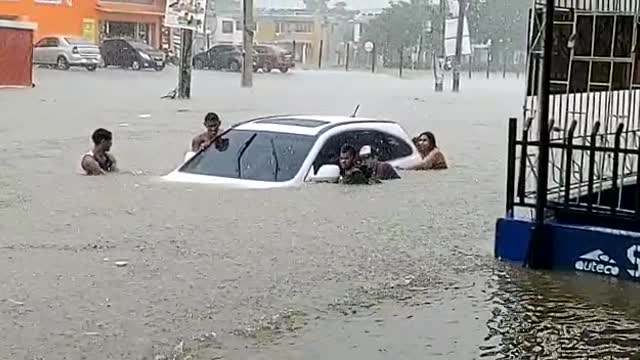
[101,20,152,44]
[96,1,164,47]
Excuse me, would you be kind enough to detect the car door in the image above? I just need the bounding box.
[33,38,50,64]
[118,40,136,66]
[100,40,114,65]
[206,46,222,67]
[44,37,61,64]
[48,37,63,64]
[212,45,232,66]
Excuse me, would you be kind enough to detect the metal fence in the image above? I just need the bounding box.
[508,0,640,221]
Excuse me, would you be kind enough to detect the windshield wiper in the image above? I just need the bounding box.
[236,133,257,179]
[269,138,280,181]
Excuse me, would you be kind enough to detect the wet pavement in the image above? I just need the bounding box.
[2,67,640,359]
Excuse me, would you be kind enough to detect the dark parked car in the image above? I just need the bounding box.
[100,38,165,71]
[254,44,294,73]
[193,44,256,72]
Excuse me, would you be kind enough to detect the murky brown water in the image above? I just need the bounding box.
[1,68,640,359]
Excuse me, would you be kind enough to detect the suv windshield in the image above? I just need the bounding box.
[179,130,315,182]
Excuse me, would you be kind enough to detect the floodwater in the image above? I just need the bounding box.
[2,67,640,359]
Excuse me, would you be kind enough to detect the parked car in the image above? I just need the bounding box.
[254,44,295,73]
[192,44,256,72]
[163,115,421,188]
[100,38,165,71]
[33,36,101,71]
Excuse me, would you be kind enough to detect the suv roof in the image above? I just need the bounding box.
[235,115,392,136]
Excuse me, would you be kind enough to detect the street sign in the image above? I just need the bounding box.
[364,41,374,53]
[164,0,207,32]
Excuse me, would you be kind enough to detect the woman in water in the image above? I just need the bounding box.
[404,131,448,170]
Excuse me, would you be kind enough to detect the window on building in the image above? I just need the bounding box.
[236,20,243,31]
[222,20,234,34]
[34,0,63,3]
[275,21,313,34]
[294,22,313,33]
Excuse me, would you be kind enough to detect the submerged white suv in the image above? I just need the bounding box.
[163,115,422,188]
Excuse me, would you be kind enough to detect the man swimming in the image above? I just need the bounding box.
[81,128,117,175]
[191,112,223,152]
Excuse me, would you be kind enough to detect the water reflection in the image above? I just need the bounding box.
[483,267,640,359]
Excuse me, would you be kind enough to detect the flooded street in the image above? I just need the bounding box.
[2,67,640,359]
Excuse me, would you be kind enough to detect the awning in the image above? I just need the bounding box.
[96,4,164,16]
[0,20,37,30]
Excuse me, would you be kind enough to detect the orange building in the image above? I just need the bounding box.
[0,0,98,43]
[0,0,167,48]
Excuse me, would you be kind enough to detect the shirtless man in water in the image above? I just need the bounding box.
[81,128,117,175]
[191,112,223,151]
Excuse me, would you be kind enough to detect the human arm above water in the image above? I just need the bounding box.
[402,149,447,170]
[81,155,106,176]
[191,134,205,152]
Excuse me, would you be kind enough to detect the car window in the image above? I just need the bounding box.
[47,38,60,47]
[180,130,315,182]
[312,129,411,172]
[119,40,131,49]
[313,131,370,172]
[210,45,227,54]
[35,38,50,48]
[377,132,413,161]
[101,40,114,50]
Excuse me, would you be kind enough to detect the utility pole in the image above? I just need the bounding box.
[241,0,254,87]
[178,28,194,99]
[452,0,466,92]
[434,0,446,92]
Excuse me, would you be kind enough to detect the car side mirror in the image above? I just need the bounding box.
[308,164,340,183]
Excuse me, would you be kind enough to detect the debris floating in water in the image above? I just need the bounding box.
[115,261,128,267]
[7,298,24,306]
[138,114,151,119]
[118,123,129,127]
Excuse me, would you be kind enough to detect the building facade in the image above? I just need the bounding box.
[96,0,166,47]
[0,0,168,46]
[0,0,98,42]
[255,10,326,65]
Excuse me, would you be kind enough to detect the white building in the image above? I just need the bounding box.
[210,16,243,44]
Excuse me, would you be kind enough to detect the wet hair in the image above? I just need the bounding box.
[419,131,437,148]
[204,112,220,123]
[92,128,112,145]
[340,144,357,157]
